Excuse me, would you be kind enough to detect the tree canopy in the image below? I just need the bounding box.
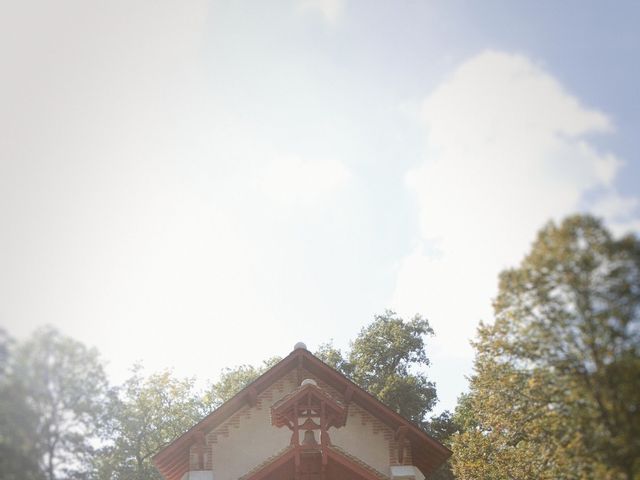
[94,367,207,480]
[203,357,281,409]
[451,215,640,480]
[316,310,438,426]
[8,326,110,480]
[0,329,43,480]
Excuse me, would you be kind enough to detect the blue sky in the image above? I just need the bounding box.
[1,0,638,413]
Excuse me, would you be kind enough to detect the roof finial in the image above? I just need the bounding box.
[294,341,307,350]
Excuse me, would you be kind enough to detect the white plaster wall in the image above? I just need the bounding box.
[181,472,214,480]
[330,403,392,475]
[390,465,425,480]
[210,381,294,480]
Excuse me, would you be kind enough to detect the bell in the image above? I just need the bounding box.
[302,430,318,446]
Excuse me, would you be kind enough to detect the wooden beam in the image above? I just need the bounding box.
[296,355,304,385]
[396,426,408,464]
[246,386,258,407]
[155,446,189,470]
[193,431,206,470]
[163,459,189,480]
[344,386,354,404]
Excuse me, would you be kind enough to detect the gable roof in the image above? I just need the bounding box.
[153,346,452,480]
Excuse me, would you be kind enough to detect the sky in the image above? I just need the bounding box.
[1,0,639,413]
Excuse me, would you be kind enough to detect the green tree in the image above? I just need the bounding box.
[317,312,451,479]
[316,311,437,426]
[94,367,207,480]
[451,215,640,480]
[0,328,43,480]
[203,357,281,409]
[10,326,109,480]
[425,410,460,480]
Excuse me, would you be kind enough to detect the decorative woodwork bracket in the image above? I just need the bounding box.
[192,430,206,470]
[395,426,408,464]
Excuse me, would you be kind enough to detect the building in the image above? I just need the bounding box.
[153,343,451,480]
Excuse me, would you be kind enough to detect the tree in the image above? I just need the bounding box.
[0,328,43,480]
[317,312,452,479]
[203,357,281,409]
[94,367,207,480]
[316,311,437,426]
[9,326,109,480]
[424,410,460,480]
[93,357,283,480]
[451,215,640,480]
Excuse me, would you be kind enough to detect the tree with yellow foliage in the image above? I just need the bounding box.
[452,215,640,479]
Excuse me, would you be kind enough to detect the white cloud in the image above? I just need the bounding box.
[592,192,640,235]
[297,0,345,25]
[0,0,356,387]
[392,50,639,360]
[251,155,351,207]
[592,191,638,219]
